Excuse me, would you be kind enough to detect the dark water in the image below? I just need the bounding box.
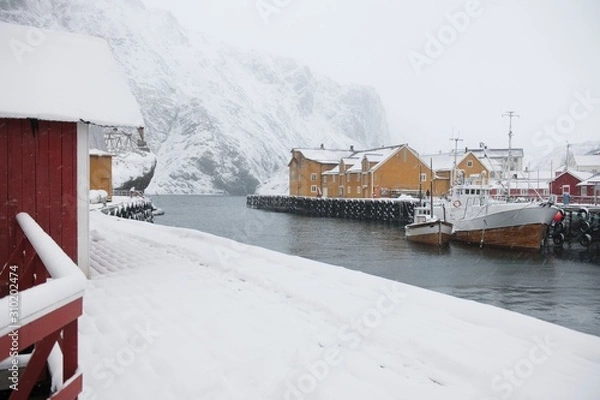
[151,195,600,337]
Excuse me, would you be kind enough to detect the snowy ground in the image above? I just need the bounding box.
[81,212,600,400]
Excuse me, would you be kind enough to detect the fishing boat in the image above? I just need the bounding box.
[440,183,558,250]
[405,158,453,246]
[434,112,558,250]
[405,205,453,246]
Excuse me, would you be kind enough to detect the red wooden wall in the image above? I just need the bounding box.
[0,118,78,265]
[550,172,582,197]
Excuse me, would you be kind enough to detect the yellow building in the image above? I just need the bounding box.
[288,147,353,197]
[426,151,491,194]
[288,144,491,199]
[90,151,113,199]
[324,144,440,199]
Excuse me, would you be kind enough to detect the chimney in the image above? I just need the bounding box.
[320,143,324,149]
[350,145,354,152]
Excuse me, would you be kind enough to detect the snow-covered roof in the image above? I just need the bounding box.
[577,173,600,186]
[294,148,353,164]
[468,148,524,158]
[89,149,113,156]
[553,170,594,182]
[574,155,600,168]
[0,22,144,127]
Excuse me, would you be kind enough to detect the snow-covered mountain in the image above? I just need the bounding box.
[0,0,390,194]
[532,140,600,171]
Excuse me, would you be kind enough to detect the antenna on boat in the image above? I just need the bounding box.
[430,158,434,218]
[502,111,519,200]
[449,131,463,186]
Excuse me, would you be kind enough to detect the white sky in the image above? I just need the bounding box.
[141,0,600,161]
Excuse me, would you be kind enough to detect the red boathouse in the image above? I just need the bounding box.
[0,21,144,399]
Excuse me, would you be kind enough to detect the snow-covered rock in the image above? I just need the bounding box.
[0,0,390,194]
[254,167,289,195]
[112,149,157,191]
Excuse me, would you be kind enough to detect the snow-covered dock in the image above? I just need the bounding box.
[91,194,158,222]
[82,212,600,399]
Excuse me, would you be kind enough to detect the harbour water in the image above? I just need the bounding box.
[151,195,600,336]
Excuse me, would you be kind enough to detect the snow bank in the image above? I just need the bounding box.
[82,212,600,399]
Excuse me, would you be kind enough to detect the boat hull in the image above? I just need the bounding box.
[453,223,549,250]
[406,220,453,246]
[450,205,557,250]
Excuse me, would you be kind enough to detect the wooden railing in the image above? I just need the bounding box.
[0,213,86,400]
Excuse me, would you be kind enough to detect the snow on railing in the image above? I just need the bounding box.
[0,212,86,335]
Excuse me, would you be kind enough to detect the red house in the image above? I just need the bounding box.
[0,22,144,276]
[549,170,593,203]
[0,22,144,398]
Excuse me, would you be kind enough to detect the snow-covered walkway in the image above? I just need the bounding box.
[81,213,600,399]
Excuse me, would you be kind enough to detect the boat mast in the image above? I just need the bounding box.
[502,111,519,201]
[429,158,434,217]
[449,132,463,186]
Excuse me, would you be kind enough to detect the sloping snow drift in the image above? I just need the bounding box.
[81,212,600,399]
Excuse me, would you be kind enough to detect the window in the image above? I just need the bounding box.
[356,186,361,194]
[356,174,360,182]
[420,173,426,182]
[520,189,527,195]
[311,185,317,193]
[347,186,351,195]
[562,185,570,194]
[333,175,336,183]
[311,173,317,182]
[467,160,473,167]
[339,186,344,196]
[323,176,328,184]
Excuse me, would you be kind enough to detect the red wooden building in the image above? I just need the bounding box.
[549,170,593,203]
[0,21,144,399]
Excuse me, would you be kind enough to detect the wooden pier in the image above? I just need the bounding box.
[246,195,417,224]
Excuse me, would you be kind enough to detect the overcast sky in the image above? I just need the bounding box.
[141,0,600,162]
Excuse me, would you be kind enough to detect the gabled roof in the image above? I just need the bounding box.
[552,170,594,182]
[346,148,400,173]
[368,144,414,173]
[292,148,353,164]
[0,22,144,127]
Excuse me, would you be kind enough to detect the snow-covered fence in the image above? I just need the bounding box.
[0,212,86,399]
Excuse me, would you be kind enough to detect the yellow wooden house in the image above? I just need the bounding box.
[288,144,491,199]
[322,144,442,199]
[427,151,491,194]
[90,150,113,199]
[288,147,354,197]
